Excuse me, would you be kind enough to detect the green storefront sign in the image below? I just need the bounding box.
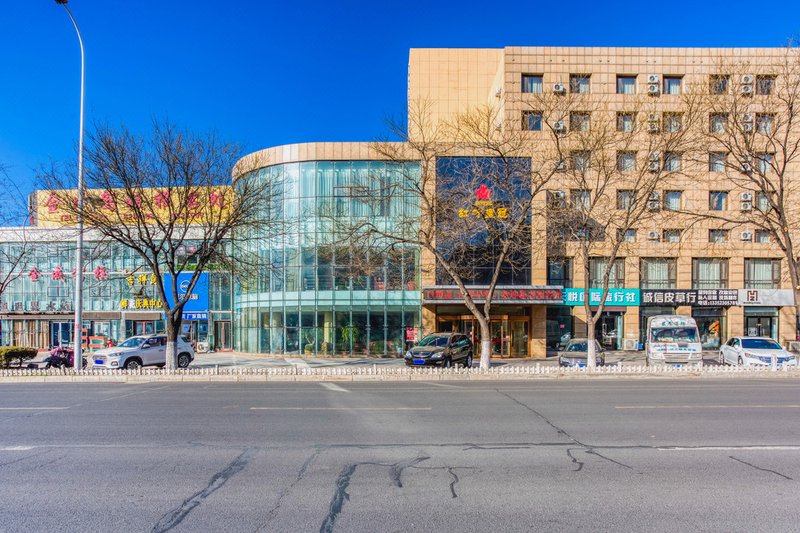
[562,288,640,306]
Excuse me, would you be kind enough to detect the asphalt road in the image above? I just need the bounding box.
[0,379,798,532]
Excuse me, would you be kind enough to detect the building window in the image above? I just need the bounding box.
[757,153,773,174]
[756,75,775,96]
[617,112,635,132]
[570,112,591,132]
[710,75,729,95]
[617,151,636,172]
[641,258,677,289]
[547,258,572,288]
[755,192,770,212]
[663,112,683,132]
[589,258,625,288]
[571,189,591,209]
[616,75,637,95]
[692,258,729,288]
[617,228,636,242]
[522,111,543,131]
[709,191,728,211]
[616,190,634,210]
[755,230,771,243]
[756,113,774,134]
[709,152,727,172]
[709,113,729,133]
[548,190,567,209]
[745,258,781,289]
[662,229,682,243]
[664,152,681,172]
[569,74,590,94]
[663,190,682,211]
[571,151,590,172]
[521,74,543,94]
[663,76,682,95]
[709,229,729,243]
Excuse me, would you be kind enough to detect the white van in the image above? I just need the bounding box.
[645,315,703,367]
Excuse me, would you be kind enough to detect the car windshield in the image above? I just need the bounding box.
[741,339,782,350]
[566,342,588,352]
[416,335,449,347]
[652,328,698,343]
[117,337,145,348]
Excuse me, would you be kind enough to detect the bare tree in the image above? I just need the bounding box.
[338,101,559,369]
[683,45,800,342]
[533,88,703,366]
[40,121,275,369]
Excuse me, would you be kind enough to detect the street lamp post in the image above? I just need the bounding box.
[55,0,85,370]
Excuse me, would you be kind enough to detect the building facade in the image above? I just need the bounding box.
[2,46,797,357]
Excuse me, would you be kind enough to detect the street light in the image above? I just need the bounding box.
[55,0,85,370]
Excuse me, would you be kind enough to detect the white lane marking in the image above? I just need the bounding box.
[616,405,800,409]
[660,446,800,451]
[99,385,171,402]
[320,383,349,393]
[424,382,463,389]
[250,407,431,411]
[0,407,68,411]
[285,358,310,369]
[0,446,35,451]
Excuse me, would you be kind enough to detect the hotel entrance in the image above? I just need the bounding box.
[436,313,530,357]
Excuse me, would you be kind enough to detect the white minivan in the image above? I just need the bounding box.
[645,315,703,367]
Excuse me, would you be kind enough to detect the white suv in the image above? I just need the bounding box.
[90,334,195,370]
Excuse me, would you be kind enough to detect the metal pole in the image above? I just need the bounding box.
[57,1,85,370]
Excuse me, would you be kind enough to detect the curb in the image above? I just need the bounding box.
[1,365,798,383]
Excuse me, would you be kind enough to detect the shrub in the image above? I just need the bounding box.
[0,346,39,368]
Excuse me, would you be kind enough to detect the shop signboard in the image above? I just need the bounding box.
[163,272,209,321]
[561,288,640,306]
[641,289,738,306]
[422,286,562,304]
[738,288,794,306]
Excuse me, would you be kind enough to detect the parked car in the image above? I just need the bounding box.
[719,336,797,367]
[558,339,605,367]
[404,333,473,368]
[90,334,195,370]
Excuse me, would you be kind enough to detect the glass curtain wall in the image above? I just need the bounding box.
[233,161,422,356]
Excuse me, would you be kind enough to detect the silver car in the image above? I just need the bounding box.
[91,334,195,370]
[558,339,605,367]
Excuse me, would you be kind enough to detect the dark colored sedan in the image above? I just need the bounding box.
[405,333,473,368]
[558,339,605,367]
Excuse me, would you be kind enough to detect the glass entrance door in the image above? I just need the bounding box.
[214,321,232,351]
[50,321,73,348]
[745,316,776,339]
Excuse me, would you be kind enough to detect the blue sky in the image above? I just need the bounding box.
[1,0,798,196]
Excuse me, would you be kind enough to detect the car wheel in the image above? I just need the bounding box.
[464,353,473,369]
[719,351,725,365]
[737,356,744,366]
[442,357,452,369]
[124,358,142,371]
[177,353,191,368]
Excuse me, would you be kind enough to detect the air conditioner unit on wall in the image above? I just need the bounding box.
[740,201,753,211]
[742,113,754,123]
[742,123,754,133]
[740,231,753,241]
[649,191,660,201]
[741,162,753,174]
[647,83,660,95]
[648,112,659,122]
[553,83,566,94]
[647,230,660,240]
[649,151,661,161]
[552,190,565,199]
[740,191,753,201]
[648,161,660,172]
[647,200,661,210]
[741,85,753,95]
[648,74,660,84]
[741,75,754,84]
[554,160,566,171]
[648,121,661,133]
[553,120,566,132]
[495,86,502,98]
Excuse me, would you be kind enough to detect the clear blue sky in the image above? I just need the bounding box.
[1,0,798,196]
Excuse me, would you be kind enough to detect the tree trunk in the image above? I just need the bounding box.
[478,317,491,370]
[165,315,182,371]
[586,316,597,368]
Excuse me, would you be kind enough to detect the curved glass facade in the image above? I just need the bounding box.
[233,160,421,355]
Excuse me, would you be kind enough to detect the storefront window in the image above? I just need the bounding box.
[693,307,725,349]
[744,307,779,340]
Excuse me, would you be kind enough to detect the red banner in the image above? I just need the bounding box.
[422,287,562,303]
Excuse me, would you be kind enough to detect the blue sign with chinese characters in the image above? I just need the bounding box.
[562,288,640,306]
[163,272,209,320]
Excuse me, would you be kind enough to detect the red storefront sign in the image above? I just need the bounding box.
[422,287,563,304]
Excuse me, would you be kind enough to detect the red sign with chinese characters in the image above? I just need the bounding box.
[422,287,563,304]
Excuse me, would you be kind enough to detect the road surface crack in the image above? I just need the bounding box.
[586,449,633,470]
[447,467,460,498]
[320,463,357,533]
[729,456,793,480]
[566,448,584,472]
[151,448,253,533]
[389,456,429,487]
[256,448,322,532]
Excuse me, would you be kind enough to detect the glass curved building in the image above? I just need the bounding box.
[232,143,421,355]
